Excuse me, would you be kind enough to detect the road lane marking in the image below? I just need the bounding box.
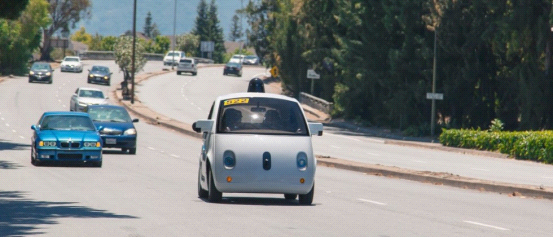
[5,123,9,127]
[543,176,553,179]
[366,152,381,156]
[147,147,155,150]
[197,107,202,110]
[330,145,341,149]
[463,221,509,231]
[1,117,4,120]
[170,154,180,158]
[412,160,427,163]
[324,133,362,142]
[358,198,387,206]
[19,136,25,139]
[58,99,61,102]
[12,130,16,133]
[62,105,66,108]
[471,168,490,172]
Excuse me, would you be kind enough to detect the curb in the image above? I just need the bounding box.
[112,67,553,200]
[317,156,553,200]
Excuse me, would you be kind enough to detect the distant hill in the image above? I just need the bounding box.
[77,0,246,39]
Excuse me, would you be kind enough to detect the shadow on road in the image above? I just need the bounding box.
[0,191,137,236]
[0,160,24,169]
[0,140,30,151]
[199,196,317,207]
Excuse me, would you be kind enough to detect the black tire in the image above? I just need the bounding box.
[177,71,181,75]
[129,148,136,155]
[28,78,32,83]
[284,194,297,200]
[88,79,91,83]
[31,149,40,166]
[207,169,222,202]
[298,183,314,205]
[48,79,52,84]
[192,72,197,76]
[198,169,208,198]
[92,161,102,168]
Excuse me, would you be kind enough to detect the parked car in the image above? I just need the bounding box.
[228,54,245,64]
[193,92,323,204]
[69,87,109,112]
[176,58,197,76]
[242,55,259,65]
[87,105,138,154]
[30,111,103,167]
[60,56,83,73]
[163,51,185,66]
[87,65,112,86]
[29,62,53,84]
[223,62,242,77]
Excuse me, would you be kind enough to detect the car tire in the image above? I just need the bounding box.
[31,149,40,166]
[192,72,197,76]
[87,79,91,84]
[284,194,297,200]
[298,183,314,205]
[129,148,136,155]
[28,78,32,83]
[92,161,102,168]
[48,79,52,84]
[207,168,222,202]
[177,71,181,75]
[198,169,208,198]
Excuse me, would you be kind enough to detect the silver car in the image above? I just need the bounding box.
[69,87,109,112]
[176,58,197,76]
[60,56,83,73]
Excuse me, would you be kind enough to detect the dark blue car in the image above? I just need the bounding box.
[31,112,103,167]
[86,105,138,154]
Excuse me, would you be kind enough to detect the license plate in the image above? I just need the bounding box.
[106,138,116,144]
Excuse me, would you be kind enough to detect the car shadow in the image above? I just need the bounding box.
[102,150,131,155]
[0,191,137,236]
[0,140,31,151]
[198,196,316,206]
[0,160,24,169]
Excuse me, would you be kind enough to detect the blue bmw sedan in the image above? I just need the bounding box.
[31,112,103,167]
[86,105,138,154]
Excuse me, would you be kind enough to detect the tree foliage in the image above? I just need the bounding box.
[143,11,153,38]
[228,14,243,41]
[113,35,147,74]
[192,0,225,62]
[70,26,92,45]
[0,0,30,20]
[176,33,200,56]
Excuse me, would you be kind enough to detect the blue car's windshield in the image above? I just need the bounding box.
[40,115,96,131]
[87,107,132,123]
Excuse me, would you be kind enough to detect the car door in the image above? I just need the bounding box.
[199,102,215,188]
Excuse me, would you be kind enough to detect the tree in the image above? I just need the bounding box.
[176,33,200,56]
[70,26,92,45]
[113,35,147,74]
[228,14,243,41]
[0,0,50,75]
[207,0,225,62]
[100,36,117,51]
[151,22,160,38]
[40,0,91,61]
[143,11,153,38]
[153,35,170,53]
[88,33,102,50]
[193,0,209,57]
[0,0,29,20]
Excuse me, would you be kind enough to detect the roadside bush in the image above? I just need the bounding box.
[439,129,553,164]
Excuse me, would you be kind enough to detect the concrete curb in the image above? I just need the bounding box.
[317,156,553,200]
[111,67,553,200]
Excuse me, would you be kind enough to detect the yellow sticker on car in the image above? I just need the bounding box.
[224,98,249,106]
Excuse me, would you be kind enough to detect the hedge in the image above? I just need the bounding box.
[439,129,553,164]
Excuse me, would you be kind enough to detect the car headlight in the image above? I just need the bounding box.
[89,74,94,78]
[223,150,236,168]
[104,76,109,80]
[78,102,87,106]
[297,152,308,170]
[39,141,56,147]
[124,128,137,135]
[83,141,101,147]
[30,71,35,75]
[45,72,51,76]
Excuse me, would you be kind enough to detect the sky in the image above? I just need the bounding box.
[76,0,247,39]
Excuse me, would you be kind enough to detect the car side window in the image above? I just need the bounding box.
[207,102,215,119]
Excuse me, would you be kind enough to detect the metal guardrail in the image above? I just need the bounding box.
[79,51,214,64]
[299,92,333,114]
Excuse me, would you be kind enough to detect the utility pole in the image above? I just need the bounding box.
[131,0,137,104]
[431,28,437,137]
[172,0,176,70]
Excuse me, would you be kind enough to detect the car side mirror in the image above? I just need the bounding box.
[193,120,213,133]
[192,122,201,133]
[31,125,37,130]
[132,118,139,123]
[308,123,323,136]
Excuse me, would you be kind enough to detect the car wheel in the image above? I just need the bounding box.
[92,161,102,168]
[31,149,40,166]
[198,169,208,198]
[192,72,197,76]
[284,194,297,200]
[207,168,222,202]
[129,148,136,155]
[28,79,32,83]
[223,72,226,75]
[48,79,52,84]
[298,183,314,205]
[177,71,181,75]
[87,79,91,83]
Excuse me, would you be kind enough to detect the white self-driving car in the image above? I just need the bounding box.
[193,93,323,205]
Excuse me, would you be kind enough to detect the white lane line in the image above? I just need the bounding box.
[358,198,387,206]
[471,168,490,172]
[58,99,61,102]
[542,176,553,179]
[185,97,189,100]
[12,130,16,133]
[1,117,4,120]
[197,107,202,110]
[5,123,9,127]
[330,145,341,149]
[325,133,362,142]
[147,147,155,150]
[56,94,59,97]
[160,150,165,153]
[366,152,381,156]
[19,136,25,139]
[170,154,180,158]
[463,221,509,231]
[62,105,66,108]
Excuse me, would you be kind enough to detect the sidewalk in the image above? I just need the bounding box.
[111,69,553,200]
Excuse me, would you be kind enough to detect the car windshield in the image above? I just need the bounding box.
[64,57,79,62]
[180,59,192,63]
[40,115,96,131]
[217,97,308,135]
[79,90,105,98]
[167,52,180,57]
[31,63,50,70]
[88,107,132,123]
[245,56,257,59]
[226,63,240,67]
[91,66,109,73]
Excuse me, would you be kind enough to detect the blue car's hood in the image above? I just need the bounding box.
[92,121,135,132]
[38,130,100,141]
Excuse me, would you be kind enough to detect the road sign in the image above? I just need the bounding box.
[200,41,214,52]
[426,93,443,100]
[270,66,279,78]
[307,69,320,79]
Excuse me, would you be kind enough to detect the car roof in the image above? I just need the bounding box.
[42,111,90,117]
[215,92,299,103]
[77,87,103,92]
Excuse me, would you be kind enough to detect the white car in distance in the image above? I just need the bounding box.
[228,54,245,64]
[163,51,185,66]
[60,56,83,73]
[69,87,109,112]
[193,92,323,205]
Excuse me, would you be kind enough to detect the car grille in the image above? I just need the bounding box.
[58,153,82,159]
[61,141,80,148]
[100,129,122,135]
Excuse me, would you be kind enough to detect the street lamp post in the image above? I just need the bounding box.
[431,28,437,137]
[131,0,137,104]
[61,28,70,57]
[172,0,176,70]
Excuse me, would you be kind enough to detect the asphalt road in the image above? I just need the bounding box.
[1,60,553,236]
